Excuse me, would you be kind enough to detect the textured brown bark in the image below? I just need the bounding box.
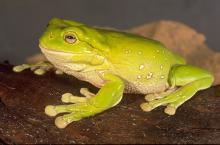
[1,21,220,144]
[0,64,220,144]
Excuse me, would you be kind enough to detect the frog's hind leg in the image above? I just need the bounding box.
[141,64,214,115]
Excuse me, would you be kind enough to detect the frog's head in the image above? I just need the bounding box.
[39,18,109,71]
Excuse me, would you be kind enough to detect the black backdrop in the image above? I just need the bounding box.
[0,0,219,64]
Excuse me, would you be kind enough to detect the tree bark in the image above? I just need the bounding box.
[0,63,220,144]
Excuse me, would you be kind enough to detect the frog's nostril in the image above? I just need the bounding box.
[49,32,54,39]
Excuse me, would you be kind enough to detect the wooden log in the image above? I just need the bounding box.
[0,63,220,144]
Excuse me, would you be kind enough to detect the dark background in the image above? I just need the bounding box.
[0,0,219,64]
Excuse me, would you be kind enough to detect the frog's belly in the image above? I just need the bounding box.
[51,62,169,95]
[124,80,169,94]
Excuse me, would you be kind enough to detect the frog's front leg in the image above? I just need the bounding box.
[141,64,214,115]
[45,74,125,128]
[13,61,63,75]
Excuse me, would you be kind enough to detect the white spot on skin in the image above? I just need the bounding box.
[160,75,165,79]
[137,75,141,79]
[125,49,131,54]
[138,51,142,55]
[156,50,160,53]
[147,72,153,79]
[160,65,163,70]
[139,64,145,70]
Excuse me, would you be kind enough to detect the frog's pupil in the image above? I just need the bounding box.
[67,35,74,39]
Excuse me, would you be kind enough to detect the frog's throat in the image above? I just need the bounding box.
[39,44,106,67]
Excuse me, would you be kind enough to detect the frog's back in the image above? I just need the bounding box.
[100,29,186,94]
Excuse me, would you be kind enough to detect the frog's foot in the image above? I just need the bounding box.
[141,64,214,115]
[145,88,176,101]
[61,88,95,103]
[13,61,63,75]
[141,88,191,115]
[45,74,125,128]
[45,102,100,128]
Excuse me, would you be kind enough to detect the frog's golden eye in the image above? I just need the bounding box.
[64,34,77,44]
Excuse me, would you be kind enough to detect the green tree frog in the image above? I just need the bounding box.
[13,18,214,129]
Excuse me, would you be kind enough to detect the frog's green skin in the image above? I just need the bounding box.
[14,18,214,128]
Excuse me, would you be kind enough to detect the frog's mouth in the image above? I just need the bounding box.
[39,44,75,63]
[39,44,106,72]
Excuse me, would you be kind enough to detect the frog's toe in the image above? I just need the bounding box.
[61,93,87,103]
[61,88,94,103]
[61,93,73,103]
[145,94,157,101]
[45,105,58,116]
[55,69,64,75]
[45,104,82,116]
[13,65,23,72]
[80,88,95,98]
[164,105,176,115]
[32,62,53,75]
[55,113,82,129]
[55,116,68,129]
[13,64,30,72]
[34,68,46,75]
[140,103,153,112]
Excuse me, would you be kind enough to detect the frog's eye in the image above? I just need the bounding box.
[64,34,77,44]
